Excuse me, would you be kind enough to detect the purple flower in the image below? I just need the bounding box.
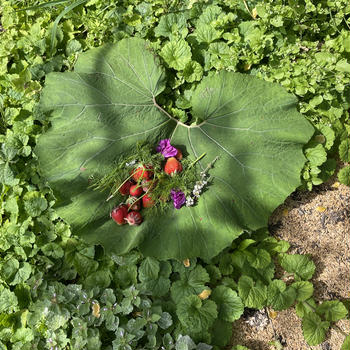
[156,139,178,158]
[170,189,186,209]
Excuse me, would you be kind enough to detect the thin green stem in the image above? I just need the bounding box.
[106,172,135,202]
[189,153,206,169]
[242,0,254,19]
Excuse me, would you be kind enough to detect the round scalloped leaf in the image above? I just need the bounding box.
[35,38,313,260]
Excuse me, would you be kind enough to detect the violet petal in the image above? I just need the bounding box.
[170,189,186,209]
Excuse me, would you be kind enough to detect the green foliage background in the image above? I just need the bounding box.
[0,0,349,349]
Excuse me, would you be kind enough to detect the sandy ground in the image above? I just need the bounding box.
[231,178,350,350]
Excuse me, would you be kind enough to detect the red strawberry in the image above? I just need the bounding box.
[119,180,133,196]
[129,184,143,197]
[126,196,141,211]
[125,211,143,226]
[175,148,183,160]
[164,157,182,176]
[131,164,153,181]
[142,194,155,208]
[110,205,128,225]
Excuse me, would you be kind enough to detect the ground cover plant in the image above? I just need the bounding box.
[0,0,349,349]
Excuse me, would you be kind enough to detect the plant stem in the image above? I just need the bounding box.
[106,172,135,202]
[242,0,255,19]
[189,153,206,169]
[152,97,189,128]
[201,156,219,174]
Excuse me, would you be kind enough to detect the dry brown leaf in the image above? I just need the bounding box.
[198,289,211,300]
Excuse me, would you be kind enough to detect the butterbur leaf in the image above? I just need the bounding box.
[182,61,203,83]
[23,191,47,217]
[279,254,316,281]
[160,39,192,70]
[171,265,209,304]
[138,257,160,282]
[195,24,223,44]
[316,300,348,322]
[36,38,313,260]
[291,281,314,301]
[305,144,327,166]
[176,295,218,334]
[154,13,188,38]
[211,285,244,322]
[302,312,329,346]
[267,280,296,310]
[246,248,271,269]
[0,286,18,313]
[238,275,267,309]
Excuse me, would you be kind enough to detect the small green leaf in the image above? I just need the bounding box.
[339,139,350,162]
[23,191,47,217]
[238,275,267,309]
[295,298,316,318]
[316,301,348,322]
[158,312,173,330]
[182,61,203,83]
[246,248,271,269]
[279,254,316,281]
[176,295,217,334]
[160,39,192,70]
[305,144,327,166]
[154,13,188,38]
[9,262,32,285]
[0,286,18,313]
[138,257,160,282]
[238,239,256,251]
[338,166,350,186]
[175,335,196,350]
[317,125,335,150]
[211,286,244,322]
[302,312,329,346]
[171,265,209,304]
[84,269,111,289]
[267,280,296,310]
[195,24,223,44]
[291,281,314,301]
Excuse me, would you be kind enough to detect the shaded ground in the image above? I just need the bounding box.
[231,178,350,350]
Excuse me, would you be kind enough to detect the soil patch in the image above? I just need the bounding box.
[231,178,350,350]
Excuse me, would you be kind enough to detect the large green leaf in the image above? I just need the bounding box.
[35,38,313,260]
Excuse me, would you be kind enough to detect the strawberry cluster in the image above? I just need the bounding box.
[110,164,155,226]
[110,139,185,226]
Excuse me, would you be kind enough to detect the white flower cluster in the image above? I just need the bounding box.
[186,173,209,207]
[125,159,137,167]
